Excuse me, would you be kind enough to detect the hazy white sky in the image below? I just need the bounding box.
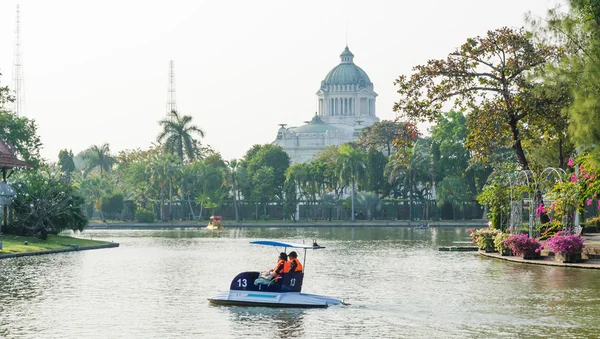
[0,0,563,162]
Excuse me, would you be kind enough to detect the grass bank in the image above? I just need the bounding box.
[0,234,111,255]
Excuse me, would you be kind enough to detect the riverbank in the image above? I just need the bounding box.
[0,234,119,260]
[87,219,488,229]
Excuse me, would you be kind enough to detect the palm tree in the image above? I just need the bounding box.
[385,140,431,220]
[81,143,116,177]
[157,110,204,164]
[336,144,366,221]
[157,110,204,220]
[147,153,178,221]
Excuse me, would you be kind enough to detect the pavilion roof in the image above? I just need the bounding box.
[0,137,33,169]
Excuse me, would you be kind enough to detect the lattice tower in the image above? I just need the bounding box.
[12,4,25,117]
[166,60,177,119]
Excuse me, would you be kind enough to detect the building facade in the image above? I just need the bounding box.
[273,46,379,163]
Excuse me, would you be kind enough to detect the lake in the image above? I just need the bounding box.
[1,227,599,338]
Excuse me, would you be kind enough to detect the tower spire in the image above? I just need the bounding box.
[166,60,177,119]
[12,4,25,117]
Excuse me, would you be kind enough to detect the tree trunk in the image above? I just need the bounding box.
[509,119,529,170]
[169,180,173,220]
[186,192,195,220]
[558,137,565,169]
[232,187,240,222]
[160,189,165,221]
[351,178,355,221]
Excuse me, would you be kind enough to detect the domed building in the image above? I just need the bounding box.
[273,46,379,163]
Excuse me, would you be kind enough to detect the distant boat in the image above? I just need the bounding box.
[206,216,223,230]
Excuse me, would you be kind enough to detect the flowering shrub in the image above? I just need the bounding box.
[545,231,584,255]
[470,228,501,250]
[494,232,511,254]
[503,234,542,256]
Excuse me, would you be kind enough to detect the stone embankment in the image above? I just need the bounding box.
[479,233,600,270]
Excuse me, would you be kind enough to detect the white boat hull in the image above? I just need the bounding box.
[208,290,341,308]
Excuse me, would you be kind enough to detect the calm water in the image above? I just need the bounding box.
[1,227,599,338]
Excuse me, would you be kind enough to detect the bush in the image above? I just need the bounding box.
[136,209,155,223]
[470,228,501,250]
[504,234,542,257]
[545,231,585,255]
[494,232,511,253]
[10,170,88,237]
[584,216,600,230]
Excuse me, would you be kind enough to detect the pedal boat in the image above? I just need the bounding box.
[208,240,342,308]
[206,215,224,230]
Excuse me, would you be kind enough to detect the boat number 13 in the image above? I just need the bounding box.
[237,278,247,288]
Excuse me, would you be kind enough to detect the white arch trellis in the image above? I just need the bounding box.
[506,168,566,237]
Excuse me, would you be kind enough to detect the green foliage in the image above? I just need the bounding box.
[357,120,406,157]
[101,193,124,219]
[0,109,42,167]
[494,232,511,254]
[243,144,290,201]
[477,182,510,230]
[584,215,600,228]
[355,191,381,220]
[537,220,564,240]
[394,27,559,170]
[9,169,87,238]
[157,110,204,163]
[58,149,75,176]
[470,228,501,250]
[81,143,116,177]
[135,209,155,223]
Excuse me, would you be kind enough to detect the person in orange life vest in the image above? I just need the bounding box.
[270,252,287,280]
[284,251,303,273]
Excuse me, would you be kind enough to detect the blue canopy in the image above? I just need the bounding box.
[250,240,325,249]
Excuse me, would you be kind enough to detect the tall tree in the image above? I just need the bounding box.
[157,110,204,164]
[0,110,42,166]
[81,143,116,177]
[58,149,75,179]
[393,27,559,170]
[336,144,366,221]
[358,120,405,157]
[540,1,600,165]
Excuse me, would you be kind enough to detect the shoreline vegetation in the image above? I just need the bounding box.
[0,234,118,259]
[86,219,488,228]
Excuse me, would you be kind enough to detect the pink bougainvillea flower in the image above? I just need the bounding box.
[587,199,593,206]
[571,174,578,183]
[568,158,574,167]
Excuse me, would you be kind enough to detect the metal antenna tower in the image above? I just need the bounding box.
[12,4,25,116]
[166,60,177,119]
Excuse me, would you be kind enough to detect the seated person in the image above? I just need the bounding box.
[270,252,288,281]
[285,251,303,273]
[254,252,288,286]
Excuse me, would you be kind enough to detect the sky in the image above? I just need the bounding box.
[0,0,565,163]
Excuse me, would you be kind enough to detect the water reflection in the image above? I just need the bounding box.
[226,307,305,338]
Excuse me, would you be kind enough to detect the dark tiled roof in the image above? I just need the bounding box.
[0,137,33,169]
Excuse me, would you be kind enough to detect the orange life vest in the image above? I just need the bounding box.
[283,261,292,273]
[290,258,303,272]
[273,259,286,278]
